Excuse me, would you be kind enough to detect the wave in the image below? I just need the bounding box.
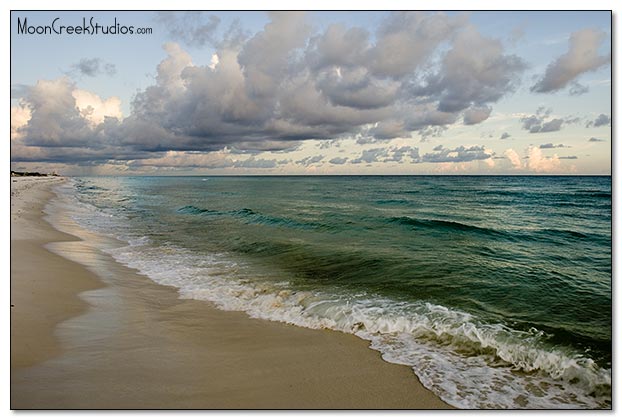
[177,205,220,215]
[388,216,506,238]
[537,228,608,241]
[102,238,611,409]
[375,198,412,205]
[59,179,612,409]
[76,183,108,192]
[475,189,611,204]
[388,216,610,247]
[177,205,334,231]
[584,192,611,199]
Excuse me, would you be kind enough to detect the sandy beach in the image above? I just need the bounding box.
[10,176,452,409]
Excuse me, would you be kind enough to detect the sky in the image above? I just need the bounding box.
[9,10,612,175]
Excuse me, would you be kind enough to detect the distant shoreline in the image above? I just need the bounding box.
[34,173,612,178]
[11,170,60,177]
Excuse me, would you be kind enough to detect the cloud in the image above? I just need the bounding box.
[463,105,492,125]
[559,156,578,159]
[366,119,411,140]
[350,146,419,164]
[11,103,32,140]
[11,84,30,98]
[317,140,340,149]
[71,58,116,77]
[306,23,370,71]
[419,25,526,113]
[367,12,465,79]
[509,25,525,45]
[568,81,589,96]
[539,119,563,132]
[296,155,324,166]
[10,77,129,168]
[500,132,511,139]
[72,89,123,126]
[417,125,449,141]
[351,148,389,164]
[586,113,610,128]
[233,156,278,168]
[589,137,605,142]
[17,77,103,147]
[316,67,400,110]
[98,149,289,172]
[156,12,221,47]
[13,12,529,166]
[531,28,610,93]
[132,150,234,169]
[526,145,561,172]
[421,145,491,163]
[504,148,522,168]
[521,108,564,133]
[539,143,568,149]
[563,116,581,124]
[388,146,420,162]
[329,157,348,165]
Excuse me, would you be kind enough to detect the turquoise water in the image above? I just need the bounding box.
[55,176,611,408]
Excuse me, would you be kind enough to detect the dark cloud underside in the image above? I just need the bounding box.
[13,11,529,164]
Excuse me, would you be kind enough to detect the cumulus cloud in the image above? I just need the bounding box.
[539,143,568,149]
[586,113,610,127]
[563,116,581,125]
[11,104,31,140]
[156,12,221,47]
[73,89,123,126]
[351,148,389,164]
[531,28,610,93]
[589,137,605,142]
[18,78,104,147]
[296,155,324,166]
[368,12,464,79]
[317,140,340,149]
[132,150,234,169]
[366,120,410,140]
[539,119,563,132]
[521,107,565,133]
[504,148,522,168]
[559,156,578,159]
[13,12,529,166]
[421,145,491,163]
[71,58,116,77]
[522,117,563,133]
[418,25,526,113]
[316,67,400,110]
[500,132,511,139]
[232,157,279,168]
[526,146,561,172]
[350,146,419,164]
[388,146,420,162]
[417,125,449,141]
[9,77,129,168]
[329,157,348,165]
[463,105,492,125]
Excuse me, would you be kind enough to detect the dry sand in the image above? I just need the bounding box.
[10,176,453,409]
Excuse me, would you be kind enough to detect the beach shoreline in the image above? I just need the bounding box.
[10,176,452,409]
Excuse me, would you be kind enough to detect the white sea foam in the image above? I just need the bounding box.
[52,180,611,409]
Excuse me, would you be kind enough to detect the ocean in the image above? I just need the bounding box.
[51,175,612,409]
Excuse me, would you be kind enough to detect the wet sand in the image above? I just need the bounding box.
[10,177,452,409]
